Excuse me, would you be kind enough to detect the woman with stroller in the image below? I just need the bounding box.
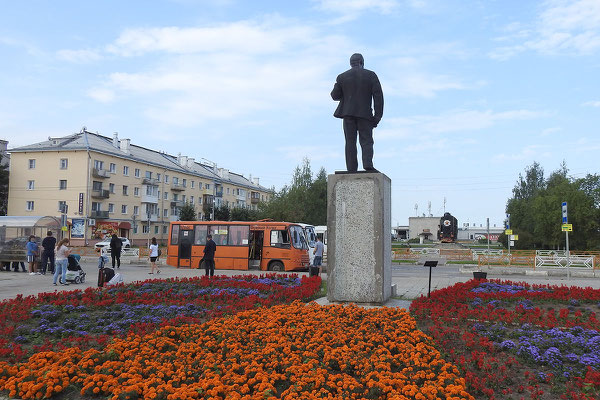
[148,237,160,274]
[54,238,70,286]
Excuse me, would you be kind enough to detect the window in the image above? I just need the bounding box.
[145,171,152,179]
[229,225,249,246]
[190,196,194,205]
[170,225,180,245]
[134,187,140,196]
[133,205,139,215]
[163,226,168,234]
[94,160,103,170]
[157,173,161,182]
[26,201,34,211]
[121,205,127,214]
[59,180,67,190]
[91,202,101,211]
[210,225,228,245]
[173,177,179,185]
[109,183,115,193]
[163,208,168,217]
[164,174,169,183]
[290,225,306,250]
[164,191,168,200]
[193,225,207,246]
[205,183,210,190]
[28,159,36,169]
[123,185,129,196]
[142,225,149,234]
[270,230,290,248]
[134,168,140,178]
[92,181,103,191]
[191,181,195,188]
[182,179,187,187]
[133,226,138,234]
[154,226,159,234]
[27,180,34,190]
[227,188,230,194]
[198,197,202,205]
[109,163,116,173]
[146,185,158,196]
[182,195,186,202]
[58,201,66,213]
[123,166,129,176]
[108,203,115,213]
[173,193,179,201]
[60,159,68,169]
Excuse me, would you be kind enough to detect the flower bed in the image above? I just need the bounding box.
[411,279,600,400]
[1,301,473,400]
[0,274,320,362]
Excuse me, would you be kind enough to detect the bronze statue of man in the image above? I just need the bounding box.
[331,53,384,172]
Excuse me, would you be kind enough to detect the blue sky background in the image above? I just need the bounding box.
[2,0,599,227]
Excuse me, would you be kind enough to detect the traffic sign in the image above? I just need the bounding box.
[505,229,513,235]
[562,202,568,224]
[562,224,573,232]
[512,234,519,240]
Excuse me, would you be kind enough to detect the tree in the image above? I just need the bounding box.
[230,207,260,221]
[178,202,197,221]
[258,158,327,225]
[0,153,7,216]
[214,204,230,221]
[505,162,600,250]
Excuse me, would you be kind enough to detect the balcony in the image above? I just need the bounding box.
[90,210,109,219]
[141,193,159,204]
[92,168,110,178]
[251,192,260,204]
[139,214,158,222]
[170,200,184,207]
[203,194,214,205]
[91,189,110,199]
[170,182,185,191]
[142,178,159,185]
[215,189,223,198]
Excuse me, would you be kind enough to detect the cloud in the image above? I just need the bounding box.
[87,88,116,103]
[582,100,600,107]
[492,144,553,162]
[377,108,544,139]
[491,0,600,59]
[56,48,102,63]
[314,0,398,16]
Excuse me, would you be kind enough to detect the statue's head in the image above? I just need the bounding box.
[350,53,364,68]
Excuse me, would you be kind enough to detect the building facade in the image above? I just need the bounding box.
[8,130,272,246]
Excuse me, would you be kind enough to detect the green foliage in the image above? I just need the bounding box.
[506,162,600,250]
[0,154,7,216]
[408,238,420,244]
[214,204,230,221]
[258,158,327,225]
[178,202,197,221]
[230,207,260,221]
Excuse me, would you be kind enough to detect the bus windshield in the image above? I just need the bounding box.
[290,225,307,250]
[304,226,316,248]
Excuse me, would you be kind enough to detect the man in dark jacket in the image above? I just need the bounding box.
[331,53,384,172]
[109,234,122,269]
[40,231,56,275]
[202,234,217,277]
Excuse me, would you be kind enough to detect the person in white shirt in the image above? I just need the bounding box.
[54,238,70,285]
[148,237,160,274]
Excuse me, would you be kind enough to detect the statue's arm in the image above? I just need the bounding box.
[372,75,384,124]
[331,81,343,101]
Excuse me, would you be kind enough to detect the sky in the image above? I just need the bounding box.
[1,0,599,228]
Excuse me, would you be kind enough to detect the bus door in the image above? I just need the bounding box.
[248,230,263,270]
[178,227,194,268]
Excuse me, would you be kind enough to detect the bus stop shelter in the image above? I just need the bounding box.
[0,216,63,265]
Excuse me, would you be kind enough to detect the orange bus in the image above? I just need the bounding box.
[167,220,310,271]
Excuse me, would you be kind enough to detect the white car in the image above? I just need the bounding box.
[95,237,131,251]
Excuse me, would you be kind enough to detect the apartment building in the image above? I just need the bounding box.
[7,130,272,245]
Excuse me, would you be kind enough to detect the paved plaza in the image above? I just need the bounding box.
[2,258,600,308]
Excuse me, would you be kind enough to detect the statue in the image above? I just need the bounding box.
[331,53,384,172]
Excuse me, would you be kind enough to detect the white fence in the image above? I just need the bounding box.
[409,248,440,255]
[100,247,140,258]
[471,249,503,261]
[535,255,594,269]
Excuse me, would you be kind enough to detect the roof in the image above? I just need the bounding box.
[0,216,61,228]
[9,130,271,192]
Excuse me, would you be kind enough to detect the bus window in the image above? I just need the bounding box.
[194,225,207,245]
[270,230,290,248]
[290,225,306,250]
[229,225,249,246]
[210,225,229,245]
[170,224,180,245]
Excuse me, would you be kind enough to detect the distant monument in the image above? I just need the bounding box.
[327,54,391,305]
[331,53,384,172]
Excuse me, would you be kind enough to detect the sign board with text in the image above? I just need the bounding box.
[562,224,573,232]
[505,229,513,235]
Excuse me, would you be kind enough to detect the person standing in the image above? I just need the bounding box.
[202,234,217,277]
[312,236,325,276]
[331,53,384,172]
[54,238,70,285]
[40,231,56,275]
[109,234,122,269]
[148,237,160,274]
[26,235,40,275]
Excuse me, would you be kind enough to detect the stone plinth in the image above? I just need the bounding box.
[326,172,391,304]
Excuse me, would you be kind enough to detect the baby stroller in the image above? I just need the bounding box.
[65,254,86,284]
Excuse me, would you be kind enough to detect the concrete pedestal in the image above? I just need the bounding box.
[326,172,391,304]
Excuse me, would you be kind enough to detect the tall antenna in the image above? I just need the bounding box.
[428,201,432,217]
[414,203,418,216]
[443,197,447,213]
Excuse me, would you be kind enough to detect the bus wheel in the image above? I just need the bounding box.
[269,261,284,272]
